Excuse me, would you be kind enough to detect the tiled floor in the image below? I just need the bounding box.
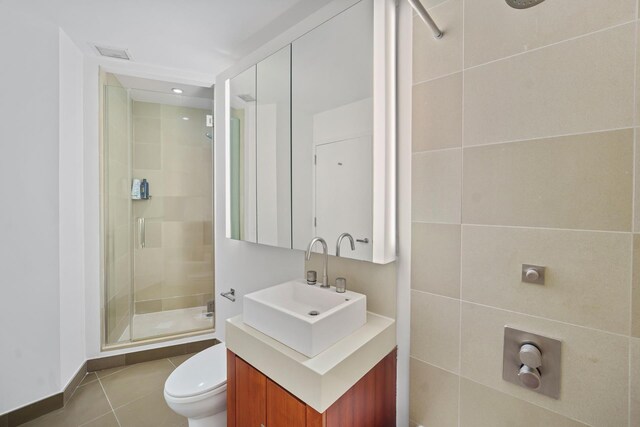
[22,354,196,427]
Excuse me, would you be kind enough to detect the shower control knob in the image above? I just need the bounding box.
[519,343,542,368]
[518,365,541,390]
[525,268,540,282]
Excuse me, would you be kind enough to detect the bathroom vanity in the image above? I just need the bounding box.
[225,313,396,426]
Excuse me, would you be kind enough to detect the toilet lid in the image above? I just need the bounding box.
[165,344,227,398]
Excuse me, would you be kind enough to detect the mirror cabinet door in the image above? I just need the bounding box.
[228,47,292,248]
[291,0,374,261]
[256,45,292,249]
[228,65,257,243]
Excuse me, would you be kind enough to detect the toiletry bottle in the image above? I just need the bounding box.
[140,179,148,199]
[143,179,149,199]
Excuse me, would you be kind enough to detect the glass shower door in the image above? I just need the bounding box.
[103,77,215,347]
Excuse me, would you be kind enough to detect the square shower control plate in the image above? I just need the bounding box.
[502,327,561,399]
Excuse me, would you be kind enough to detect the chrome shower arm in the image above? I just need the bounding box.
[407,0,443,39]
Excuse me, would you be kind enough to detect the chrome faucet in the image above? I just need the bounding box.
[305,237,329,288]
[336,233,356,257]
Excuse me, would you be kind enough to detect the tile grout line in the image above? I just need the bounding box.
[410,288,632,339]
[630,10,639,425]
[629,10,638,426]
[458,0,465,425]
[462,18,637,73]
[459,375,593,426]
[97,377,121,427]
[77,410,116,427]
[413,125,636,155]
[167,357,177,368]
[409,355,593,426]
[410,220,634,236]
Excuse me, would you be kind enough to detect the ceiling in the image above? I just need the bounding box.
[6,0,334,83]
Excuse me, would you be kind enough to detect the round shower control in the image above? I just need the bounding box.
[519,343,542,368]
[524,268,540,282]
[518,365,541,390]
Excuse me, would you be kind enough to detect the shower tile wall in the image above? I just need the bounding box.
[409,0,639,426]
[105,78,132,344]
[132,101,214,316]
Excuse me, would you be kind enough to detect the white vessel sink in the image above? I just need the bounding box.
[243,280,367,357]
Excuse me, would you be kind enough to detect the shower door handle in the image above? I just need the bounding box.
[138,217,146,249]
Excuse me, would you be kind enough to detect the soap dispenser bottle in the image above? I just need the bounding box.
[140,179,149,199]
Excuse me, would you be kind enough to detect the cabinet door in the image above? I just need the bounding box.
[236,357,267,427]
[266,379,306,426]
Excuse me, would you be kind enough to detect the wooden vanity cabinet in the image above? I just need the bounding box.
[227,348,397,427]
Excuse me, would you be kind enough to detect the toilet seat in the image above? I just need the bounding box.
[165,344,227,399]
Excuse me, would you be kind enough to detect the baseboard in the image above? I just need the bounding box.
[86,338,219,371]
[2,338,219,426]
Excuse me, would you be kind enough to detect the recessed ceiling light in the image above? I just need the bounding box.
[172,88,183,94]
[182,117,190,121]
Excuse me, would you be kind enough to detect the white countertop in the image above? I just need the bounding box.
[226,312,396,413]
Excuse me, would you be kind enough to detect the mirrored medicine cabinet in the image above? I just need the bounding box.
[225,0,396,264]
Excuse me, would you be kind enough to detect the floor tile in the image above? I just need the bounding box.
[95,365,128,379]
[79,372,98,386]
[115,390,187,427]
[168,353,196,367]
[79,412,120,427]
[21,382,111,427]
[100,359,175,409]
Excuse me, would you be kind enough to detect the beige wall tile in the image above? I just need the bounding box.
[411,222,460,298]
[164,197,205,222]
[162,295,202,311]
[134,275,163,301]
[412,149,461,223]
[464,24,635,146]
[462,130,633,231]
[135,299,162,314]
[134,143,161,170]
[464,0,635,68]
[461,225,632,334]
[133,101,160,118]
[162,221,204,248]
[460,379,588,427]
[134,248,163,277]
[413,0,462,83]
[632,338,640,427]
[305,255,397,318]
[410,357,459,427]
[133,117,161,144]
[635,132,640,232]
[411,290,460,373]
[143,220,162,248]
[633,235,640,337]
[412,73,462,152]
[460,303,629,426]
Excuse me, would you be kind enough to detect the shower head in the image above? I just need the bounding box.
[505,0,546,9]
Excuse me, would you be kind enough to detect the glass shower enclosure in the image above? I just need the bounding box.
[102,75,215,346]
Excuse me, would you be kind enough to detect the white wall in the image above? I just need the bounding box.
[0,6,62,414]
[59,28,87,388]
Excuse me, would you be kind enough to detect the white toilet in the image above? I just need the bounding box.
[164,343,227,427]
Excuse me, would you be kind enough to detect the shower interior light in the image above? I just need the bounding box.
[172,88,183,94]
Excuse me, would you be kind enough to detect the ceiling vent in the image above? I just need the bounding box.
[95,45,131,60]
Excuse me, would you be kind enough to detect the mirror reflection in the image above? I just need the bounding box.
[291,0,374,261]
[228,66,257,243]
